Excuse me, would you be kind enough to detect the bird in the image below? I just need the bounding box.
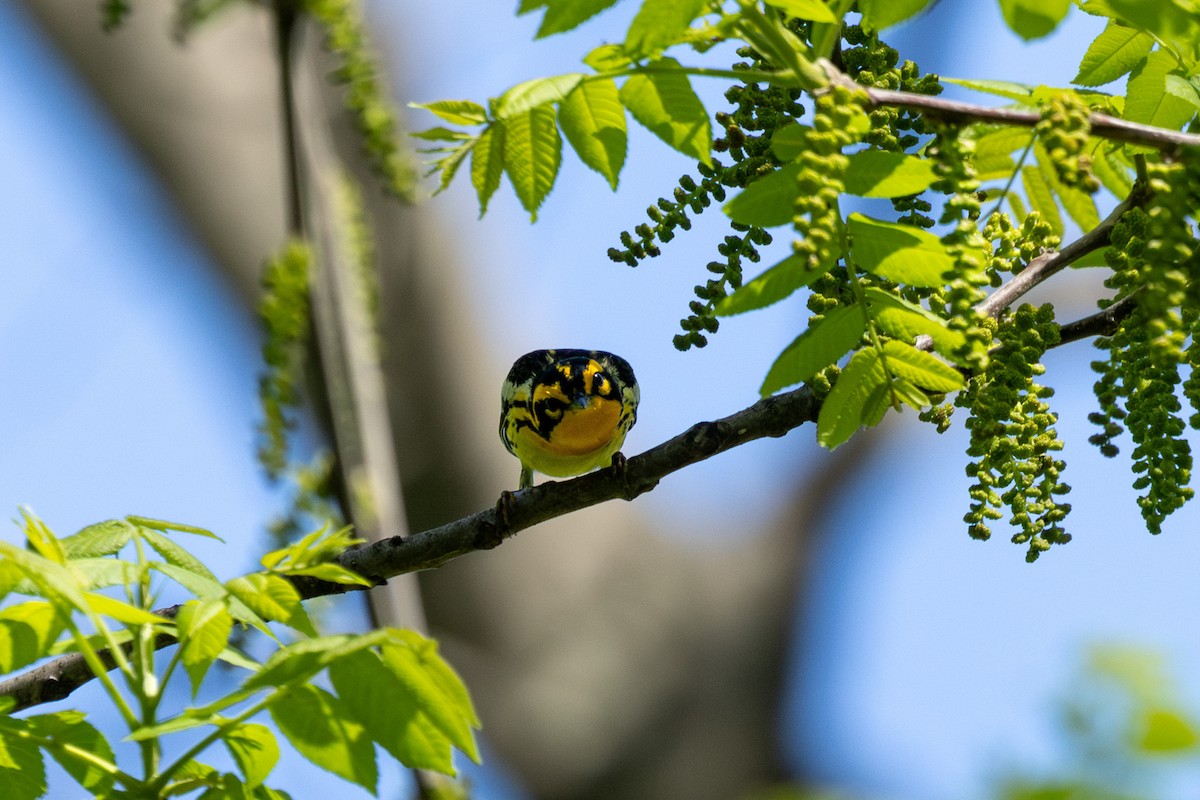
[500,349,639,489]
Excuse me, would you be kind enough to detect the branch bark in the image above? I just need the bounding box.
[827,69,1200,155]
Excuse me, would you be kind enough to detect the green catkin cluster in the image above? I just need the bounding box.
[840,24,940,228]
[791,86,861,270]
[1089,156,1200,533]
[258,240,314,479]
[927,128,992,371]
[960,304,1071,562]
[608,43,801,349]
[1036,93,1100,194]
[303,0,418,199]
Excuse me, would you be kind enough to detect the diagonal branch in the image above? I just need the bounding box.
[821,64,1200,155]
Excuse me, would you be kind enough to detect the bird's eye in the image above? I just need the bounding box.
[592,374,610,395]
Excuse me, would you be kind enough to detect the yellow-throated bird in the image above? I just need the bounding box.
[500,349,639,489]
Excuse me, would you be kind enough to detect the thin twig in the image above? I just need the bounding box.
[845,80,1200,155]
[975,187,1141,319]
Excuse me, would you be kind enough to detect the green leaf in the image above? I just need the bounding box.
[1138,708,1200,752]
[619,58,711,165]
[559,78,627,190]
[224,723,280,789]
[625,0,707,59]
[225,573,316,637]
[380,637,480,763]
[973,126,1035,159]
[152,562,268,635]
[941,77,1035,103]
[0,718,46,800]
[770,121,810,161]
[583,43,633,71]
[760,304,867,395]
[843,150,937,198]
[724,164,801,227]
[19,511,66,565]
[888,377,932,411]
[408,126,473,142]
[762,0,837,23]
[470,124,505,216]
[501,104,561,221]
[177,599,234,697]
[409,100,488,126]
[523,0,621,38]
[270,685,377,792]
[864,287,967,359]
[280,563,373,587]
[0,540,88,612]
[84,592,168,625]
[329,649,455,774]
[244,633,386,691]
[60,520,133,558]
[141,528,220,583]
[716,252,837,316]
[1125,49,1200,130]
[1093,144,1134,196]
[495,74,584,119]
[126,516,221,539]
[858,0,934,30]
[1021,165,1064,235]
[425,140,472,196]
[847,213,956,287]
[0,602,66,673]
[1106,0,1200,44]
[998,0,1071,40]
[26,712,115,795]
[816,347,886,449]
[879,340,964,392]
[1073,20,1155,86]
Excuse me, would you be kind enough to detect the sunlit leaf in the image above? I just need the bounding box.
[224,723,280,789]
[762,0,837,23]
[716,251,836,316]
[471,123,505,216]
[177,598,234,697]
[495,74,584,119]
[848,213,956,287]
[879,340,964,392]
[619,58,711,165]
[724,164,801,227]
[26,712,115,795]
[858,0,934,30]
[559,77,627,189]
[998,0,1070,40]
[843,150,937,198]
[816,347,886,449]
[1125,49,1200,130]
[1073,19,1154,86]
[409,99,488,126]
[270,685,377,792]
[625,0,708,59]
[502,103,561,221]
[760,304,867,396]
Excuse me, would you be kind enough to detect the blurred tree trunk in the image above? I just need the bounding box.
[17,3,860,796]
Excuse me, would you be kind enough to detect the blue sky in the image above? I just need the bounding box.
[3,1,1200,799]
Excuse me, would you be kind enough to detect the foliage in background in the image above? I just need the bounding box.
[997,646,1200,800]
[414,0,1200,560]
[0,514,479,799]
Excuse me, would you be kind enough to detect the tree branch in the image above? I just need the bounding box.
[975,185,1142,319]
[0,386,819,713]
[842,79,1200,155]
